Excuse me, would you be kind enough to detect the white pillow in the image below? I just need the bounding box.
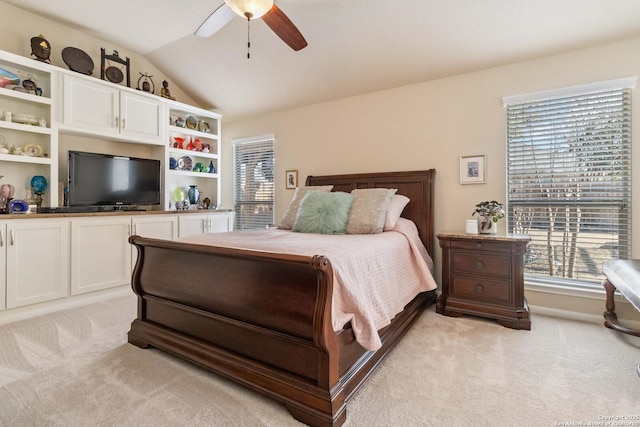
[384,194,410,231]
[346,188,397,234]
[278,185,334,230]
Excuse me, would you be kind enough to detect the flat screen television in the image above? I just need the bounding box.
[68,151,161,208]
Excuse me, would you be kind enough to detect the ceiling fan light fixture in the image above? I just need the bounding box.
[225,0,274,20]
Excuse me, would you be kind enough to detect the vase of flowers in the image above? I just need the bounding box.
[472,200,505,234]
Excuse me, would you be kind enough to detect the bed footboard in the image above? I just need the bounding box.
[127,235,435,426]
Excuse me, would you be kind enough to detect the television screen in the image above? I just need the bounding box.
[68,151,161,207]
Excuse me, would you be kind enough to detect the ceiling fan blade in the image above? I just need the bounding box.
[262,4,307,51]
[194,3,236,37]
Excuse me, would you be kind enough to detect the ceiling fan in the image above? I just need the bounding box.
[195,0,307,53]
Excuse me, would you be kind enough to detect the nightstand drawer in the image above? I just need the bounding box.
[452,253,511,278]
[451,277,511,303]
[451,239,513,253]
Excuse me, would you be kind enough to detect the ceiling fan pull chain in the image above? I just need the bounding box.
[246,12,253,59]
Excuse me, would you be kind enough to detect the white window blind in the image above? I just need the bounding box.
[232,136,275,230]
[505,82,633,285]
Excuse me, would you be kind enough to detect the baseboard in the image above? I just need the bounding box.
[0,286,132,326]
[526,282,640,330]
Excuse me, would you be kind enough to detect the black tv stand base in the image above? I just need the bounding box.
[38,206,145,214]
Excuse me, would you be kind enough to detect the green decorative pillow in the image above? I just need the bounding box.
[278,185,334,230]
[292,191,354,234]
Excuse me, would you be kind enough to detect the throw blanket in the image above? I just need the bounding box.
[180,218,437,351]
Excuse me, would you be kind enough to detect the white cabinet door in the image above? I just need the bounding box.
[132,215,178,240]
[62,73,119,134]
[0,224,6,310]
[120,91,163,143]
[178,214,208,237]
[178,212,234,237]
[5,219,70,309]
[71,217,131,295]
[209,211,235,232]
[62,74,163,144]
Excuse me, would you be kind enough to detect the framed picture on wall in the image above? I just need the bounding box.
[286,170,298,189]
[460,155,486,184]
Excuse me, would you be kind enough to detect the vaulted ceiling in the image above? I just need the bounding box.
[6,0,640,121]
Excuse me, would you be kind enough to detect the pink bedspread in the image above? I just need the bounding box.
[179,218,437,351]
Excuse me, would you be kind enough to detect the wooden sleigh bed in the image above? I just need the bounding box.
[127,169,436,426]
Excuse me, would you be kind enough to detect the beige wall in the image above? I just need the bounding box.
[221,37,640,323]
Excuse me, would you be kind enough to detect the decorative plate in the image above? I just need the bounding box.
[62,47,94,75]
[177,155,193,171]
[185,116,197,129]
[23,144,44,157]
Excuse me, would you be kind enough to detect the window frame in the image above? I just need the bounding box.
[232,134,275,230]
[503,77,636,287]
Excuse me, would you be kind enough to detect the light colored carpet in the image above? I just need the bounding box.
[0,295,638,427]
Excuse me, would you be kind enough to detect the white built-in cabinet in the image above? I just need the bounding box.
[0,48,231,318]
[2,219,70,309]
[178,211,234,237]
[60,73,164,144]
[1,49,223,212]
[0,50,58,207]
[0,224,5,310]
[70,216,132,295]
[131,214,178,240]
[0,211,233,313]
[165,100,222,209]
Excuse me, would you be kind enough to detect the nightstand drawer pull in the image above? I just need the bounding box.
[476,242,483,249]
[475,260,484,270]
[475,284,484,294]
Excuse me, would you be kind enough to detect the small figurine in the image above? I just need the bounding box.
[30,34,51,63]
[160,80,175,100]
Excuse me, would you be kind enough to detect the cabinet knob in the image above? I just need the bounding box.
[475,260,484,270]
[475,284,484,294]
[476,242,483,249]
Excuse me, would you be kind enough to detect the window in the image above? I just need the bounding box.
[504,78,634,286]
[232,135,275,230]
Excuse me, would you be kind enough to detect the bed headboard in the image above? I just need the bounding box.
[306,169,436,256]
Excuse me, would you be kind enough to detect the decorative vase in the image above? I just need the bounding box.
[31,175,48,194]
[477,217,497,234]
[188,185,200,205]
[25,187,36,204]
[0,183,15,199]
[208,161,216,174]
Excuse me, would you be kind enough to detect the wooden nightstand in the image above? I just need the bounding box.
[436,232,531,330]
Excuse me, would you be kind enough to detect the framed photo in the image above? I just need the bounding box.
[285,170,298,189]
[460,155,486,184]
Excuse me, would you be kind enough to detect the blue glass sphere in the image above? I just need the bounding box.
[31,175,47,194]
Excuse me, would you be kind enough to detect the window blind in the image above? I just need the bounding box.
[232,136,275,230]
[506,85,632,285]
